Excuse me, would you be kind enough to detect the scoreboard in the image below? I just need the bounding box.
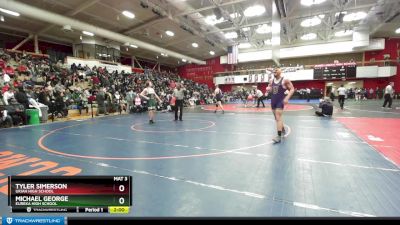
[313,62,357,80]
[8,176,132,214]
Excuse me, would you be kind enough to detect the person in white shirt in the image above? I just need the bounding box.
[382,82,394,109]
[3,73,10,85]
[3,88,14,105]
[256,88,265,108]
[306,88,311,102]
[337,85,347,110]
[369,88,374,99]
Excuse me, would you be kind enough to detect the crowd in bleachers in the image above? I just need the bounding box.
[0,49,213,128]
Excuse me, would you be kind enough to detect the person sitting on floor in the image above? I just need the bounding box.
[315,97,333,117]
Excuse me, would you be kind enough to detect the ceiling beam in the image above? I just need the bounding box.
[38,0,101,34]
[96,2,146,24]
[0,0,206,64]
[46,0,125,31]
[0,24,73,44]
[120,17,168,35]
[175,0,248,16]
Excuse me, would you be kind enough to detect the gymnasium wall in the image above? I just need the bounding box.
[178,57,231,88]
[364,38,400,92]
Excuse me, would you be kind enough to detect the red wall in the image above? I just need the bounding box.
[178,57,232,88]
[363,78,392,90]
[364,38,400,91]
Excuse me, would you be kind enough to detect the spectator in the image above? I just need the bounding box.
[0,105,13,128]
[369,88,374,99]
[3,87,15,105]
[126,88,135,113]
[134,94,142,113]
[3,73,10,85]
[306,88,311,102]
[15,87,29,109]
[96,88,108,116]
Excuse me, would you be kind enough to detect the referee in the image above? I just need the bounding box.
[173,83,185,121]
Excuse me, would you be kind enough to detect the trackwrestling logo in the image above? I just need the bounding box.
[2,217,65,225]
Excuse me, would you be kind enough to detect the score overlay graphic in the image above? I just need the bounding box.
[8,176,132,214]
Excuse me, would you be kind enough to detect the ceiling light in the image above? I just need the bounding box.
[130,44,138,48]
[301,33,317,40]
[224,32,238,39]
[301,17,321,27]
[334,30,353,37]
[192,43,199,48]
[343,12,367,22]
[264,39,272,45]
[182,59,187,62]
[209,51,215,55]
[161,53,168,57]
[0,8,20,17]
[165,30,175,37]
[238,43,251,49]
[122,10,135,19]
[241,27,250,32]
[82,31,94,36]
[396,28,400,34]
[256,24,271,34]
[0,16,4,22]
[244,5,265,17]
[300,0,326,6]
[204,15,225,25]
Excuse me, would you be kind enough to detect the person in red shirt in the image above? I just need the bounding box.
[0,59,5,70]
[13,79,21,88]
[5,65,15,76]
[92,75,100,86]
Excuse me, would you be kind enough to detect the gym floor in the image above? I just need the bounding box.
[1,99,400,217]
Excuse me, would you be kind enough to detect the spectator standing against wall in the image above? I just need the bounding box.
[369,88,374,99]
[306,88,311,102]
